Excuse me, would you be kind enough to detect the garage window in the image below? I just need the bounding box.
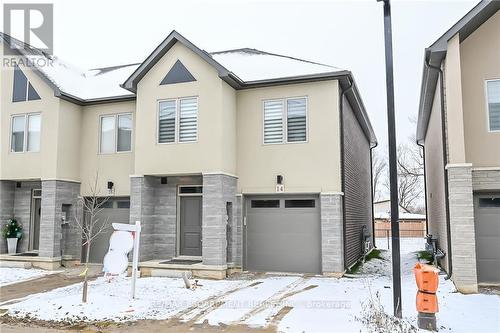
[479,197,500,208]
[251,200,280,208]
[285,199,315,208]
[117,200,130,208]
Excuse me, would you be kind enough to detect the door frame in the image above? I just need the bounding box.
[176,185,203,258]
[29,188,42,251]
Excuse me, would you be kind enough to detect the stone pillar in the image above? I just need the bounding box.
[130,176,155,261]
[154,182,177,259]
[202,174,237,266]
[0,181,15,254]
[446,164,478,293]
[39,180,80,258]
[320,193,344,275]
[231,194,243,267]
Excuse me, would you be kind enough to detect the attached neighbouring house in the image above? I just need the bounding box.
[373,200,426,238]
[0,30,376,278]
[416,1,500,292]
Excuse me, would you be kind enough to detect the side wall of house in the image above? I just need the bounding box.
[424,76,450,272]
[342,94,373,268]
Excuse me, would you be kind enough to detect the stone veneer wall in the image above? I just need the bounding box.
[320,193,344,274]
[202,174,237,266]
[472,169,500,191]
[446,165,478,293]
[0,180,15,253]
[39,180,81,258]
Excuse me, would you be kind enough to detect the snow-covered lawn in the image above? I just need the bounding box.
[0,267,52,287]
[2,238,499,332]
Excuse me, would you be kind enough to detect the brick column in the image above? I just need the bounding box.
[202,174,237,266]
[130,176,156,261]
[0,181,15,253]
[320,193,344,275]
[39,180,80,258]
[447,164,478,293]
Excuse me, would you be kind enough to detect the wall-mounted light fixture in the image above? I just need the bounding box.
[107,181,114,194]
[276,175,283,185]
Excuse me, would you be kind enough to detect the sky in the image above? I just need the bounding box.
[2,0,479,153]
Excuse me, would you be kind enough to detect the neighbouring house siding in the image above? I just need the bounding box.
[342,94,373,268]
[236,80,341,194]
[424,76,450,272]
[79,101,136,196]
[460,10,500,167]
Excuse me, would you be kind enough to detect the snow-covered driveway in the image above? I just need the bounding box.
[0,267,52,287]
[2,238,499,333]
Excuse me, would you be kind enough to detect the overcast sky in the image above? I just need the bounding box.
[5,0,479,153]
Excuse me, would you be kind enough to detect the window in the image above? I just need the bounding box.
[179,186,203,194]
[12,64,41,102]
[117,200,130,209]
[158,97,198,143]
[251,200,280,208]
[285,199,316,208]
[263,97,307,144]
[99,113,132,153]
[479,197,500,208]
[10,113,41,152]
[486,79,500,131]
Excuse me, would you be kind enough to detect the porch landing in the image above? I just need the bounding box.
[136,260,241,280]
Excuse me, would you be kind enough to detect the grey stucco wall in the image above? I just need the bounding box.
[0,180,15,253]
[320,193,344,273]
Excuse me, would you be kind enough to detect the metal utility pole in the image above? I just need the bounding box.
[377,0,402,318]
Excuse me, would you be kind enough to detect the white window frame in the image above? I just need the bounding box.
[157,96,199,145]
[9,112,41,153]
[98,113,133,154]
[485,78,500,133]
[262,96,309,145]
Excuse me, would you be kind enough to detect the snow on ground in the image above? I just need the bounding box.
[4,277,247,322]
[0,267,52,287]
[2,238,499,332]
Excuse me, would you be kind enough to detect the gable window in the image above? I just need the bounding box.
[486,79,500,131]
[12,64,41,102]
[11,113,41,152]
[263,97,307,144]
[99,113,133,153]
[158,97,198,144]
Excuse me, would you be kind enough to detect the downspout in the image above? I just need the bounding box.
[340,78,354,271]
[425,58,453,280]
[416,142,429,234]
[369,142,378,248]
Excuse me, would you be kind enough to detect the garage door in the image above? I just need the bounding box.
[474,194,500,284]
[245,195,321,274]
[85,198,130,264]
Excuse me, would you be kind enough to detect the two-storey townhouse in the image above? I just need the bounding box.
[1,31,376,278]
[417,0,500,292]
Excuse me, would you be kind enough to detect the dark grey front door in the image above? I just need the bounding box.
[245,195,321,274]
[180,196,202,256]
[474,194,500,284]
[31,198,41,251]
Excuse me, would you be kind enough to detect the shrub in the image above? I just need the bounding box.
[2,219,23,239]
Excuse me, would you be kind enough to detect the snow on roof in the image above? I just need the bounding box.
[211,48,343,82]
[2,33,342,101]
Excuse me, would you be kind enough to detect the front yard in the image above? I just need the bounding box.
[1,239,499,332]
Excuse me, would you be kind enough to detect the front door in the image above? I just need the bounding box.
[31,197,41,251]
[180,196,202,256]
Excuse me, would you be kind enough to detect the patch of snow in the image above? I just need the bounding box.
[0,267,52,287]
[212,49,343,82]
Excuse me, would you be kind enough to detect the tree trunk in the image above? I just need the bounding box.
[82,240,91,303]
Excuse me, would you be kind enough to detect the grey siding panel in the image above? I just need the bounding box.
[342,95,373,268]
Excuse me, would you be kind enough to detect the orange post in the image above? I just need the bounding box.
[414,263,439,294]
[414,262,439,330]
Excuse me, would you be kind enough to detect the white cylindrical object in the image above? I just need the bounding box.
[7,238,18,254]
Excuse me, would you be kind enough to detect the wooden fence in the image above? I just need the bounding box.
[374,220,426,238]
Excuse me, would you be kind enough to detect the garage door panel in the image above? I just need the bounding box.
[245,195,321,274]
[474,194,500,284]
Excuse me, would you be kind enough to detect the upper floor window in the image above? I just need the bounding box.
[486,79,500,132]
[12,64,41,102]
[263,97,307,144]
[11,113,41,152]
[158,97,198,144]
[100,113,133,153]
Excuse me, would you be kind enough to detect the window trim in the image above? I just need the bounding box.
[262,96,309,145]
[485,78,500,133]
[9,112,41,153]
[157,96,199,145]
[98,112,133,154]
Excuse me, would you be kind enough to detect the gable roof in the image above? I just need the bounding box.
[0,30,376,144]
[416,0,499,143]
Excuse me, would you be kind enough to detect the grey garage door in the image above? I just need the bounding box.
[85,198,130,264]
[474,194,500,284]
[245,195,321,274]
